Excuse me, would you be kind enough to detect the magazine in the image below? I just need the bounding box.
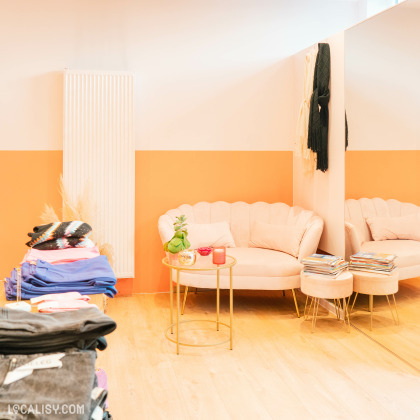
[349,267,396,276]
[350,252,396,262]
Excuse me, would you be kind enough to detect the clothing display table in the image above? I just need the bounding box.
[301,270,353,332]
[349,269,399,330]
[162,255,236,354]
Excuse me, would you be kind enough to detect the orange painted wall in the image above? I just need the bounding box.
[0,151,63,281]
[0,150,293,293]
[345,151,420,206]
[135,151,293,293]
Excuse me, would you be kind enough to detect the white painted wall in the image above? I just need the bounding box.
[0,0,364,151]
[293,33,346,257]
[346,0,420,150]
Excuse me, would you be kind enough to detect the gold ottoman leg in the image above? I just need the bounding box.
[292,289,300,318]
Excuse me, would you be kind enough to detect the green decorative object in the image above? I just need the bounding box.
[163,215,191,254]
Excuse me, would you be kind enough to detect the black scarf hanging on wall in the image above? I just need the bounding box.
[308,43,330,172]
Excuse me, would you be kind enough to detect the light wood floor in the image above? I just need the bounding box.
[350,276,420,371]
[97,289,420,420]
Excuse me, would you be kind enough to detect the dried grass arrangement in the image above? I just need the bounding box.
[40,175,114,268]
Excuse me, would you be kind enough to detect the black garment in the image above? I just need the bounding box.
[308,43,331,172]
[0,307,116,355]
[345,111,349,150]
[0,350,97,420]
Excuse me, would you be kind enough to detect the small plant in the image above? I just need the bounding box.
[163,215,191,254]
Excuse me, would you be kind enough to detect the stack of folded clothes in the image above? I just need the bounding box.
[4,221,117,300]
[0,307,116,420]
[5,256,117,300]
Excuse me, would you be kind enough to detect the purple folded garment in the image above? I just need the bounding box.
[5,256,117,300]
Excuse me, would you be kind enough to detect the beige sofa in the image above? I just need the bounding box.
[345,198,420,281]
[158,201,324,316]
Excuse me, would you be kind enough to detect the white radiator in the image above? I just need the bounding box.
[63,70,135,278]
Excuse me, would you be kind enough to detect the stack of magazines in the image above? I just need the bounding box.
[349,252,396,275]
[302,254,349,278]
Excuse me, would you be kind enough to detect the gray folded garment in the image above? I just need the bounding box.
[0,307,117,355]
[0,350,96,420]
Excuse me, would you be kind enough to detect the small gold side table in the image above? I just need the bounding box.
[162,255,236,355]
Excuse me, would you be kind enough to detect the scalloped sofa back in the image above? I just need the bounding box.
[158,202,324,298]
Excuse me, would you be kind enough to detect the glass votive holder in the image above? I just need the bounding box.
[212,246,226,265]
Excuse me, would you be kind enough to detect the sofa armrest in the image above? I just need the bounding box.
[158,214,175,245]
[345,221,362,256]
[298,216,324,261]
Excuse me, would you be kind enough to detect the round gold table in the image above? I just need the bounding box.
[162,255,236,355]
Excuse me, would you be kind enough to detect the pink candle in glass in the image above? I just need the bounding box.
[212,247,226,265]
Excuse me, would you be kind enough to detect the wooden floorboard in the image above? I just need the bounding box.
[97,289,420,420]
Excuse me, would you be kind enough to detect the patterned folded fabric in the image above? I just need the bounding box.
[31,237,95,250]
[26,221,93,250]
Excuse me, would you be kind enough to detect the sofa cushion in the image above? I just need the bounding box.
[187,222,236,249]
[366,213,420,241]
[361,240,420,268]
[249,221,305,257]
[225,247,303,277]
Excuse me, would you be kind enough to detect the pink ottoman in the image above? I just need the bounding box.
[350,269,399,330]
[301,270,353,332]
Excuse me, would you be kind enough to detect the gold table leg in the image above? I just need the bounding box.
[369,294,373,331]
[337,298,342,317]
[345,297,351,333]
[216,270,220,331]
[386,295,397,325]
[230,267,233,350]
[170,269,173,334]
[350,292,358,314]
[333,299,339,319]
[305,296,314,321]
[176,270,180,355]
[181,286,189,315]
[392,294,399,326]
[292,289,300,318]
[304,295,309,319]
[311,298,320,333]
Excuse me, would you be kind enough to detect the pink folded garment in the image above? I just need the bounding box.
[21,246,101,265]
[95,369,108,408]
[37,300,98,313]
[31,292,91,305]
